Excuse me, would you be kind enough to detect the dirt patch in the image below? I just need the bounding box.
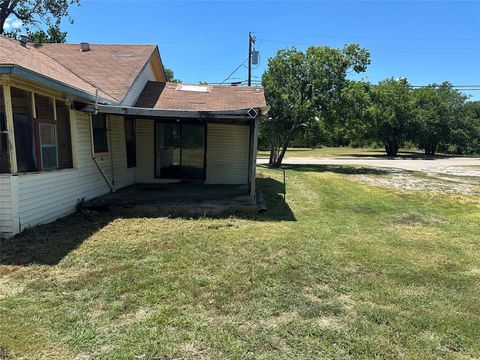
[351,169,479,195]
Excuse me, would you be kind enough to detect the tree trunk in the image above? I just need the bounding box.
[424,144,437,156]
[0,1,12,35]
[273,144,288,167]
[385,141,399,156]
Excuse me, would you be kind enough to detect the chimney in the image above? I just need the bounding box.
[19,35,29,47]
[80,42,90,52]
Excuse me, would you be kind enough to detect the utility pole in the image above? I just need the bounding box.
[248,32,255,86]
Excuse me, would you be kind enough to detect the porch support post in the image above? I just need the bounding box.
[2,83,18,174]
[249,118,259,203]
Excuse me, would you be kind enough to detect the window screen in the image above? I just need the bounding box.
[55,100,73,169]
[0,88,10,173]
[92,114,108,153]
[12,87,36,172]
[35,94,54,120]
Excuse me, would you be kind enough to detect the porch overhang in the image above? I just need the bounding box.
[80,103,269,121]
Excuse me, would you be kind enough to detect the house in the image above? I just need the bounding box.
[0,36,268,238]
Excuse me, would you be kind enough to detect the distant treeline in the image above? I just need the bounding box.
[259,46,480,166]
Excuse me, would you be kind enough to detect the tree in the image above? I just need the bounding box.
[164,68,180,83]
[333,80,372,146]
[262,44,370,167]
[412,82,466,155]
[27,24,66,42]
[448,101,480,155]
[368,78,414,156]
[0,0,79,37]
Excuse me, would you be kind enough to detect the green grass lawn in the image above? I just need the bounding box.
[257,147,465,159]
[1,166,479,359]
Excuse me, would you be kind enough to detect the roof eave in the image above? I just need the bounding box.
[81,103,268,120]
[0,65,117,105]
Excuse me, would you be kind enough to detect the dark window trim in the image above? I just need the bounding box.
[125,117,136,168]
[92,114,108,153]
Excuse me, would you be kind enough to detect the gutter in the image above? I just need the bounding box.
[0,65,116,105]
[81,104,270,120]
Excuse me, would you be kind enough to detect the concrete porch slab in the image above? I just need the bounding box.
[84,183,257,216]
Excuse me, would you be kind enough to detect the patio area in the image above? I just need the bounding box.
[83,183,257,216]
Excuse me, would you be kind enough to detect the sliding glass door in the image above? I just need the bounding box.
[155,121,205,179]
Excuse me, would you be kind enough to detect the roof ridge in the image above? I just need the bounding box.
[29,43,117,101]
[1,35,113,101]
[34,43,157,47]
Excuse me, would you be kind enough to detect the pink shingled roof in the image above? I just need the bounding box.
[135,82,266,111]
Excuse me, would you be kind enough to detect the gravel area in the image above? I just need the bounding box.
[258,156,480,194]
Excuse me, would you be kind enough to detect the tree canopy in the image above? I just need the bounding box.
[368,78,415,156]
[164,68,180,83]
[0,0,79,41]
[262,44,370,166]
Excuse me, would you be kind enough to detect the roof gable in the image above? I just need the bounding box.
[32,43,158,102]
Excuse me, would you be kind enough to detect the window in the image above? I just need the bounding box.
[12,87,36,173]
[92,114,108,153]
[34,94,54,120]
[38,123,58,170]
[11,88,73,173]
[0,88,10,173]
[124,117,136,168]
[55,100,73,169]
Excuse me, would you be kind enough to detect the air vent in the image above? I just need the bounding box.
[19,35,29,47]
[80,42,90,52]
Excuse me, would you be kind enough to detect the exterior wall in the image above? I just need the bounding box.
[15,111,134,232]
[109,115,136,188]
[0,175,14,237]
[135,118,156,183]
[206,123,250,185]
[121,62,157,106]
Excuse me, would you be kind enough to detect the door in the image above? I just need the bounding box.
[155,121,205,179]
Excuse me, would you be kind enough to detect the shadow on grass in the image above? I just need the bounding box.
[260,164,398,175]
[0,178,295,266]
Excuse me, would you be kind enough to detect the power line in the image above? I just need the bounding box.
[255,30,480,42]
[220,60,247,85]
[256,38,480,54]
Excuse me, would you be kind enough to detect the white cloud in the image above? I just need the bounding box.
[4,17,23,31]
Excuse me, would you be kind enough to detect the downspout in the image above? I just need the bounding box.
[89,113,114,192]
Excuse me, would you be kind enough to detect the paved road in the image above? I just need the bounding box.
[257,156,480,177]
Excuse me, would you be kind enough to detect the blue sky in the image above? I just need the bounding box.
[58,1,479,99]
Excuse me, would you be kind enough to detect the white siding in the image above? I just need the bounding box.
[121,62,156,106]
[109,115,136,188]
[135,118,156,183]
[16,111,134,231]
[0,175,13,237]
[206,123,250,185]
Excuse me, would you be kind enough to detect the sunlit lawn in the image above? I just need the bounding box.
[1,165,479,359]
[257,147,462,159]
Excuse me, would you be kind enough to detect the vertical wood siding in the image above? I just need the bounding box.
[16,111,134,231]
[206,123,250,184]
[0,175,13,237]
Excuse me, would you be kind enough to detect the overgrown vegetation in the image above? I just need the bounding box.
[1,167,479,359]
[261,47,480,163]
